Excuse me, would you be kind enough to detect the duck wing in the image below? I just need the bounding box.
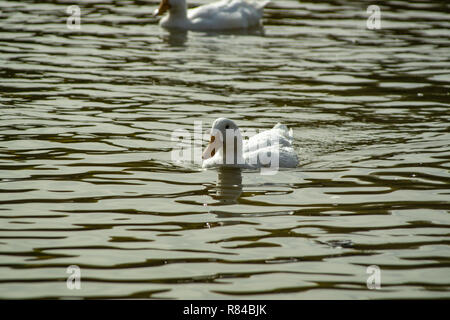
[243,123,293,152]
[188,0,269,30]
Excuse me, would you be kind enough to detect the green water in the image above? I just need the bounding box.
[0,0,449,299]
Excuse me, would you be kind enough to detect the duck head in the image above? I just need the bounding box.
[202,118,243,165]
[154,0,187,16]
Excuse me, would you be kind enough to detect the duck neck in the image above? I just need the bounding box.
[221,129,244,166]
[168,1,189,24]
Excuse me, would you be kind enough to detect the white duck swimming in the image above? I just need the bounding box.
[154,0,269,31]
[202,118,298,170]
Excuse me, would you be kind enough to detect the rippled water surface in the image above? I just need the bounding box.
[0,0,449,299]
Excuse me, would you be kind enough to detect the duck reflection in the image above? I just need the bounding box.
[161,27,266,47]
[212,167,242,204]
[162,29,188,47]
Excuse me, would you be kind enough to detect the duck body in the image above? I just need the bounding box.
[202,118,298,170]
[155,0,269,31]
[242,123,299,169]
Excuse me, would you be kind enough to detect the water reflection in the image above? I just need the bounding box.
[160,25,266,47]
[200,26,266,37]
[212,167,243,204]
[162,29,188,47]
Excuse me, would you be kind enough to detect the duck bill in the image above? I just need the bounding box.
[154,0,171,16]
[202,135,218,160]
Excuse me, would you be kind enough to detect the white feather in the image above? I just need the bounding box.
[202,118,299,170]
[158,0,270,30]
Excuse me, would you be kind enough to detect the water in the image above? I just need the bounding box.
[0,0,449,299]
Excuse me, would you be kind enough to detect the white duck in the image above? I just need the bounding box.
[202,118,298,170]
[153,0,269,31]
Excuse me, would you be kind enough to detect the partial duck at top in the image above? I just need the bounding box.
[153,0,269,31]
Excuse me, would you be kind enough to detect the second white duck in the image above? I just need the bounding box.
[202,118,299,170]
[154,0,269,31]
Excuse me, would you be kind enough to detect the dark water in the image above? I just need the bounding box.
[0,0,449,299]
